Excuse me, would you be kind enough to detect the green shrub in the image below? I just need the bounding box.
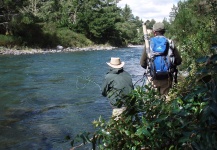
[42,23,93,48]
[7,22,93,48]
[0,34,21,47]
[55,28,93,47]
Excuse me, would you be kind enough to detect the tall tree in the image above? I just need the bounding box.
[121,4,133,22]
[73,0,123,45]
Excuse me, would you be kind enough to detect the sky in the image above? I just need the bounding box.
[117,0,180,22]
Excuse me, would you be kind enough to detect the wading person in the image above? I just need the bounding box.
[140,22,182,95]
[101,57,134,118]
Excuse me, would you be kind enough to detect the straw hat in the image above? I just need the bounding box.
[106,57,125,68]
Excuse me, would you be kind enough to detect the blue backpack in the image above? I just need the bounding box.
[149,36,174,80]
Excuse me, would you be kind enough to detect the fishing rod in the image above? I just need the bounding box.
[142,23,150,55]
[142,23,153,85]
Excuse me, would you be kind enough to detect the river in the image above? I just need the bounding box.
[0,46,145,150]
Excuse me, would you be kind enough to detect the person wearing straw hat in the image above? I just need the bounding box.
[101,57,134,117]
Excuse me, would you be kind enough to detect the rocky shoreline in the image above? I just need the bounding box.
[0,45,118,55]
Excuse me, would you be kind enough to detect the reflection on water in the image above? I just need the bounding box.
[0,47,144,150]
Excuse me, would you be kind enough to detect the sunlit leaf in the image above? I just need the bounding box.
[136,128,151,137]
[124,130,131,136]
[154,115,168,122]
[169,145,175,150]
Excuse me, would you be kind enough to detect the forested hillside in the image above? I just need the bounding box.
[0,0,145,48]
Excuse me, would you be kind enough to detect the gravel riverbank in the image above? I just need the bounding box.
[0,45,118,55]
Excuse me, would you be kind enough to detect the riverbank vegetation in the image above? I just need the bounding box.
[69,0,217,149]
[0,0,144,49]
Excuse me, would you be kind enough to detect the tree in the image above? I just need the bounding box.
[0,0,28,34]
[145,19,156,29]
[121,4,133,22]
[72,0,124,45]
[0,0,146,47]
[167,0,217,67]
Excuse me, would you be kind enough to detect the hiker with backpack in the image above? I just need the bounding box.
[140,22,182,95]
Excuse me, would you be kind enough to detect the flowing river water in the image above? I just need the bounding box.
[0,46,145,150]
